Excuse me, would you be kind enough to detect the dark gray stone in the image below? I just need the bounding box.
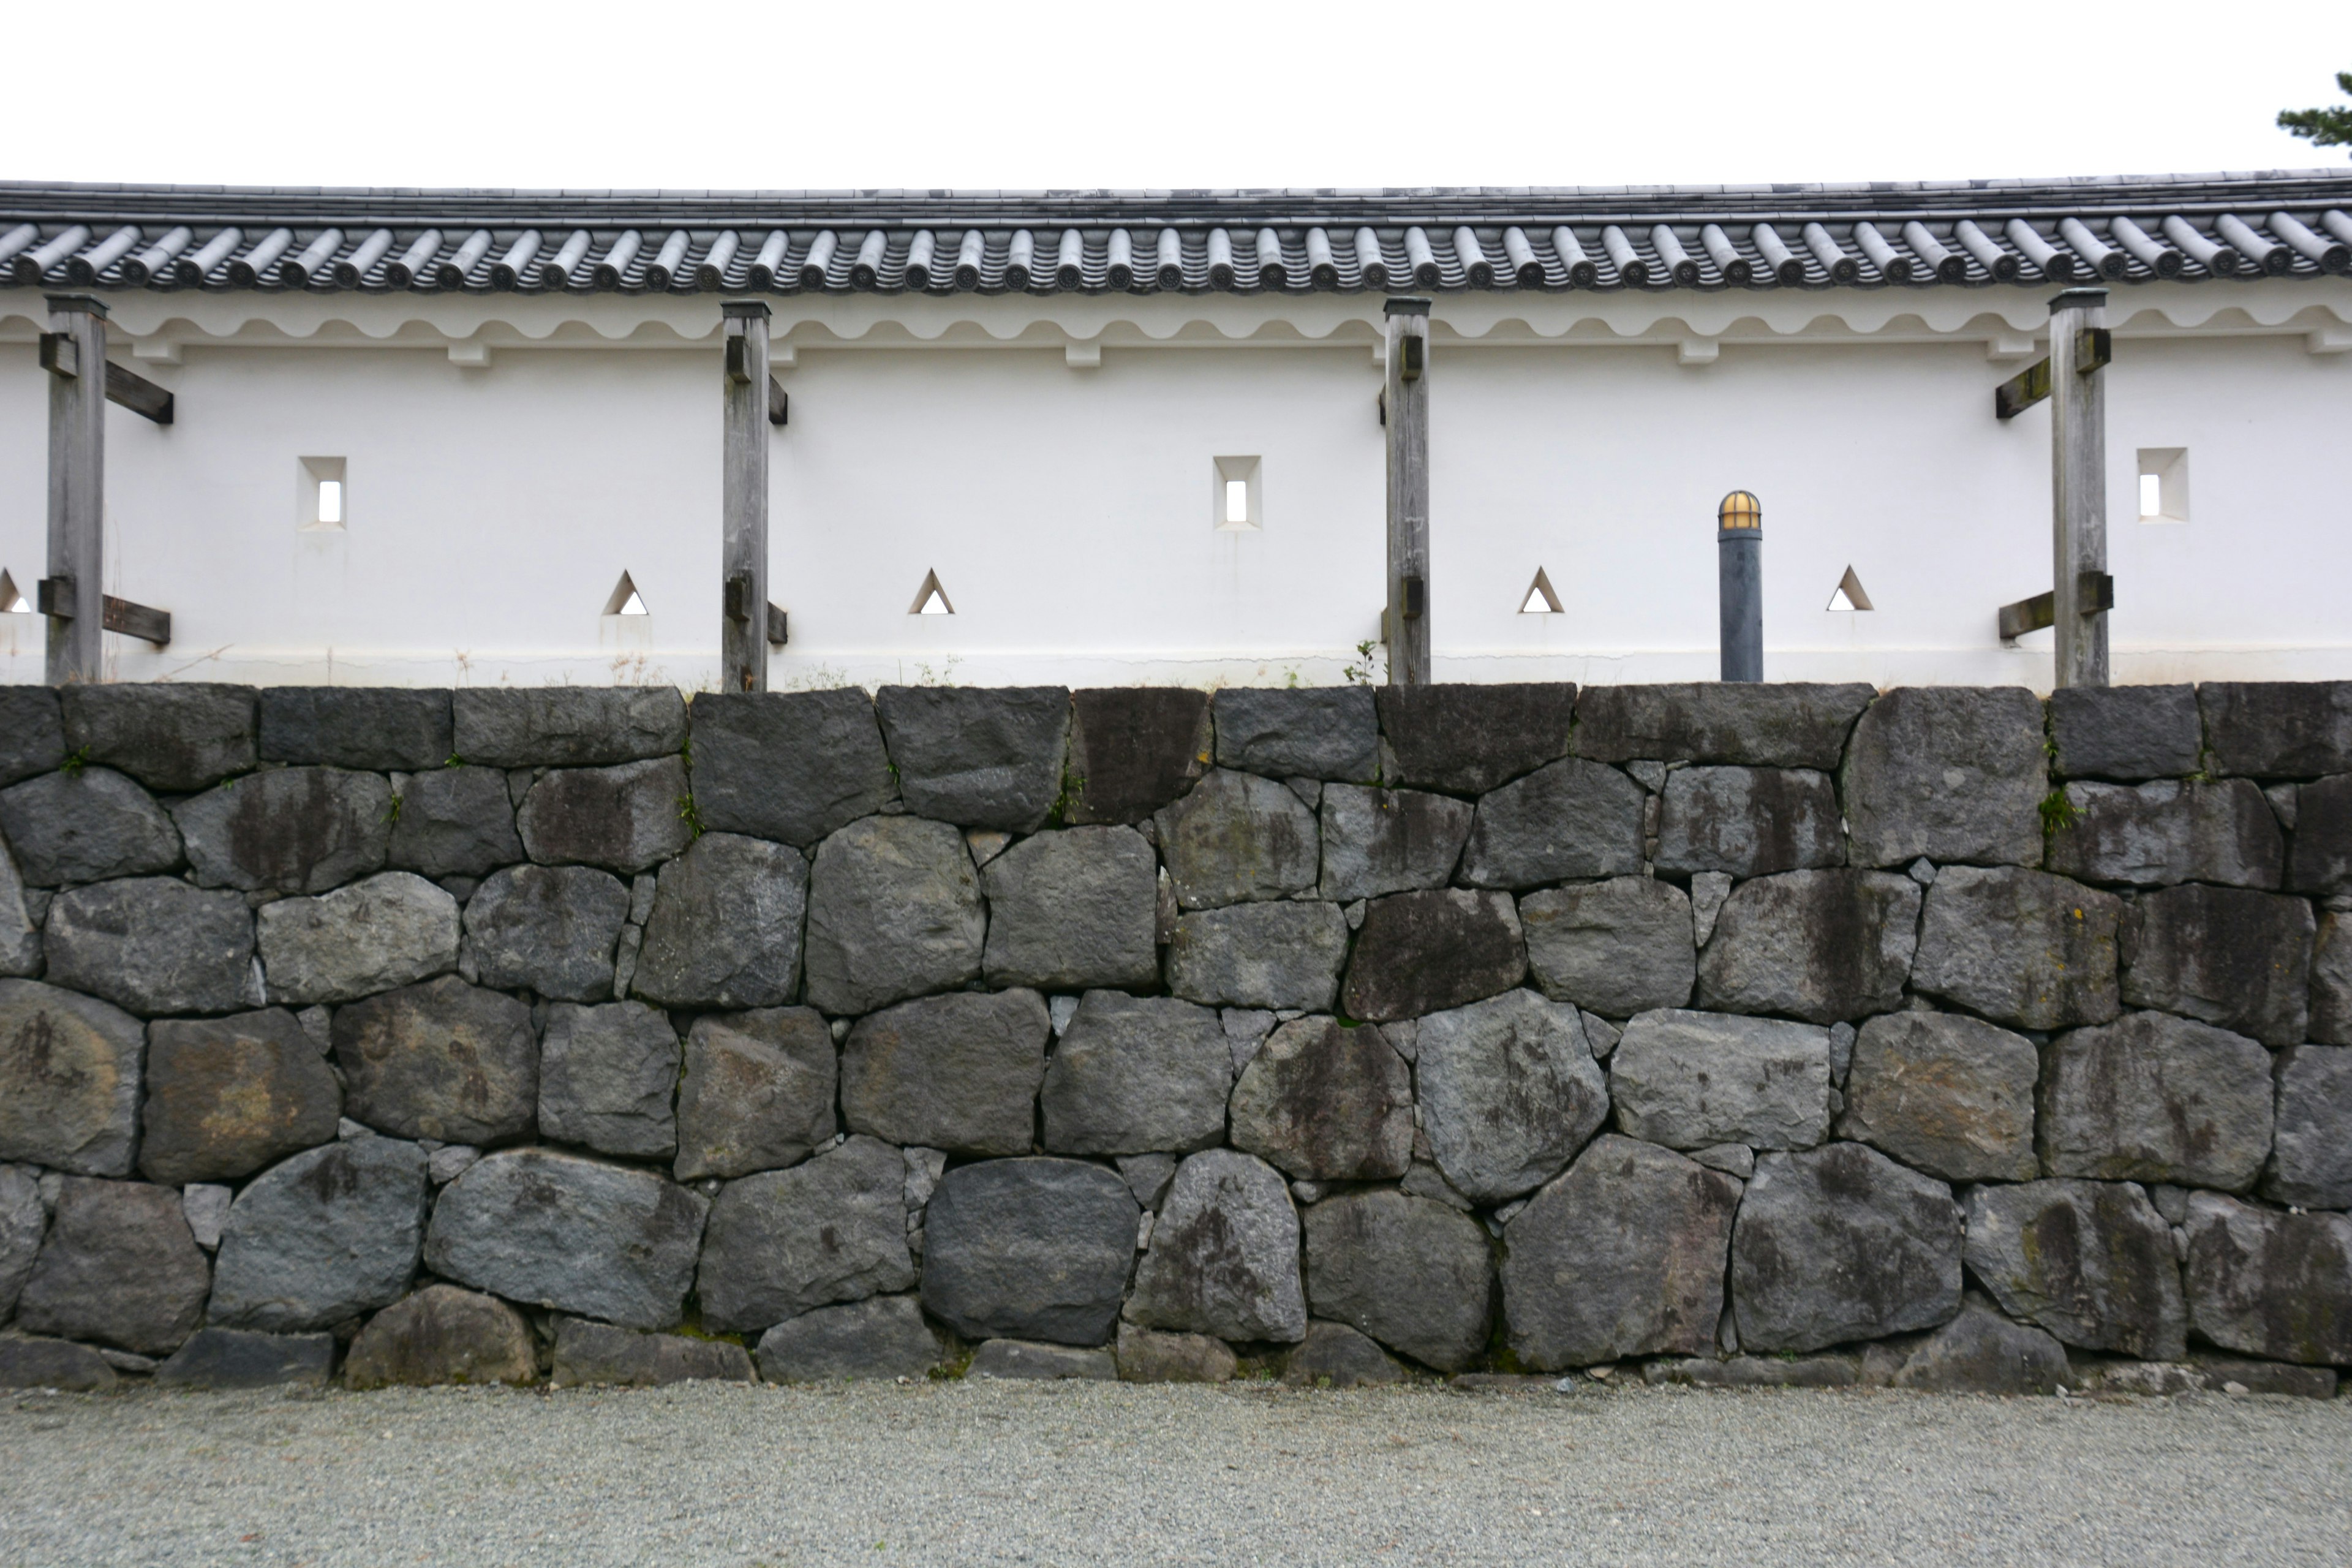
[919,1157,1139,1346]
[1610,1009,1832,1152]
[2182,1353,2340,1399]
[343,1285,537,1387]
[1155,768,1319,909]
[2048,684,2203,781]
[1730,1141,1962,1354]
[538,1001,679,1158]
[1501,1134,1742,1369]
[0,835,36,979]
[756,1295,941,1382]
[1655,767,1844,877]
[0,1165,42,1319]
[61,684,256,792]
[451,687,687,768]
[981,826,1158,991]
[140,1009,341,1185]
[1302,1189,1491,1371]
[426,1148,706,1329]
[1116,1323,1235,1383]
[549,1319,753,1386]
[206,1136,428,1331]
[16,1177,210,1354]
[173,766,391,893]
[1457,758,1645,890]
[0,979,144,1176]
[1126,1148,1306,1343]
[696,1135,914,1333]
[631,832,809,1010]
[1281,1320,1406,1387]
[1910,866,2121,1031]
[386,767,524,880]
[1415,989,1607,1204]
[1066,688,1213,823]
[2315,913,2352,1047]
[687,688,895,847]
[44,878,253,1017]
[0,1335,116,1392]
[968,1338,1118,1380]
[0,687,64,788]
[2122,883,2313,1046]
[333,976,538,1145]
[841,989,1049,1157]
[1340,889,1526,1022]
[1521,878,1695,1017]
[675,1007,836,1182]
[1317,784,1473,902]
[1841,685,2046,868]
[464,864,629,1001]
[259,687,453,771]
[2265,1044,2352,1209]
[1889,1300,2068,1394]
[2046,779,2284,889]
[1573,682,1875,769]
[256,872,461,1005]
[1164,902,1349,1011]
[155,1327,336,1389]
[0,766,180,886]
[1229,1017,1414,1182]
[2182,1192,2352,1365]
[1695,869,1920,1025]
[1212,687,1379,782]
[1835,1011,2038,1183]
[2199,681,2352,778]
[2287,773,2352,895]
[1964,1179,2187,1359]
[1645,1355,1856,1388]
[1040,992,1232,1156]
[802,816,978,1015]
[873,685,1070,832]
[1375,684,1578,796]
[516,757,693,874]
[2038,1011,2274,1191]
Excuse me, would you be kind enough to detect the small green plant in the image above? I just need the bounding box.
[1050,765,1087,825]
[60,747,89,775]
[2039,787,2080,836]
[677,793,706,839]
[1283,666,1302,688]
[443,752,465,769]
[384,793,403,826]
[1341,639,1385,686]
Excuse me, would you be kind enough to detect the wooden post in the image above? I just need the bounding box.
[720,301,771,693]
[1383,297,1431,685]
[43,295,107,685]
[2049,287,2109,688]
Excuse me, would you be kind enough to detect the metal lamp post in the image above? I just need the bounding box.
[1717,489,1762,682]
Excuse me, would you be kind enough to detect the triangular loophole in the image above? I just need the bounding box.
[603,571,649,616]
[0,570,28,615]
[1519,566,1563,614]
[1826,566,1874,612]
[910,569,955,616]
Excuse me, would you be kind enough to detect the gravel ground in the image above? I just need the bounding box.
[3,1378,2348,1567]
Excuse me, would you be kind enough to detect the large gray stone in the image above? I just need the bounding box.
[1116,1322,1237,1384]
[44,877,254,1017]
[463,864,629,1001]
[1500,1134,1742,1369]
[1040,992,1232,1156]
[1610,1009,1832,1152]
[687,688,897,847]
[207,1136,429,1332]
[0,834,36,978]
[1164,902,1349,1011]
[1841,685,2046,868]
[2265,1045,2352,1209]
[1695,869,1920,1025]
[1835,1011,2038,1183]
[2288,773,2352,895]
[0,766,180,886]
[550,1319,753,1387]
[1573,682,1875,769]
[426,1148,706,1329]
[342,1285,536,1388]
[61,683,256,792]
[1964,1179,2187,1359]
[1415,989,1608,1204]
[173,767,391,893]
[1302,1189,1491,1372]
[756,1295,941,1382]
[333,976,538,1145]
[1066,688,1213,824]
[0,979,144,1176]
[155,1327,336,1389]
[2314,913,2352,1047]
[2047,684,2203,781]
[696,1134,914,1333]
[919,1158,1139,1346]
[386,766,524,880]
[1213,685,1379,783]
[1317,784,1473,902]
[16,1177,211,1354]
[451,687,687,767]
[674,1007,836,1182]
[0,1336,116,1392]
[1228,1017,1413,1182]
[1376,684,1579,796]
[2038,1011,2274,1191]
[0,1165,43,1319]
[1910,866,2121,1030]
[516,756,693,874]
[258,872,461,1005]
[801,816,978,1015]
[2122,882,2313,1046]
[1521,878,1695,1017]
[968,1338,1118,1380]
[1731,1141,1962,1354]
[873,685,1070,832]
[538,1001,679,1158]
[1340,889,1526,1022]
[1281,1320,1406,1387]
[631,832,809,1009]
[2046,779,2283,889]
[140,1008,341,1185]
[1155,768,1319,909]
[1888,1300,2069,1395]
[1125,1148,1306,1343]
[981,826,1158,991]
[2182,1192,2352,1365]
[841,989,1049,1156]
[0,685,65,788]
[259,687,453,771]
[1655,767,1844,877]
[2198,681,2352,778]
[1457,758,1645,890]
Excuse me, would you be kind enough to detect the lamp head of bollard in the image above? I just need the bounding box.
[1717,490,1762,536]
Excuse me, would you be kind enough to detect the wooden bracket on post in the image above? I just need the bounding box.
[1997,572,2113,645]
[1994,328,2112,420]
[40,331,176,425]
[767,605,789,646]
[768,376,788,427]
[37,577,172,646]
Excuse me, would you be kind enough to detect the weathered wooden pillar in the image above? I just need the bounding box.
[2049,287,2110,688]
[1383,296,1431,685]
[43,295,107,684]
[720,300,771,693]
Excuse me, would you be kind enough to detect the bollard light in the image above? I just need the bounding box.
[1717,490,1763,682]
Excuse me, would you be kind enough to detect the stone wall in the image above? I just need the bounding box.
[0,678,2346,1397]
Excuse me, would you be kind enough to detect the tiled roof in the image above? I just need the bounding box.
[5,174,2350,297]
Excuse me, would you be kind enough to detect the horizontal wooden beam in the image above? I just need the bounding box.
[767,375,788,427]
[36,578,172,645]
[1992,330,2113,420]
[1998,571,2113,643]
[766,603,789,646]
[38,331,175,424]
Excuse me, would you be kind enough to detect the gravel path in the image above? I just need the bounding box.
[4,1379,2348,1567]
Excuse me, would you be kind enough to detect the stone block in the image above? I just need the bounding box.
[1229,1017,1414,1182]
[0,767,180,886]
[873,685,1070,832]
[1457,758,1645,890]
[1573,682,1876,769]
[802,816,978,1015]
[451,687,687,768]
[1125,1148,1306,1343]
[2182,1192,2352,1365]
[0,1335,116,1392]
[981,826,1158,991]
[1302,1189,1491,1371]
[2198,681,2352,778]
[140,1008,341,1185]
[1910,866,2120,1030]
[462,864,628,1001]
[2310,914,2352,1046]
[2184,1353,2340,1399]
[1210,687,1377,783]
[61,683,257,792]
[1963,1179,2185,1359]
[344,1285,537,1387]
[631,832,809,1010]
[1115,1322,1236,1382]
[1730,1142,1962,1354]
[1040,992,1232,1156]
[0,979,145,1176]
[333,976,538,1145]
[2047,684,2203,781]
[1645,1355,1857,1388]
[2045,778,2284,889]
[0,1165,42,1319]
[2287,774,2352,895]
[1834,1011,2038,1182]
[2038,1011,2274,1191]
[687,688,896,846]
[1375,684,1578,796]
[258,687,453,771]
[515,757,692,874]
[2121,883,2313,1046]
[1888,1300,2068,1395]
[1066,688,1212,823]
[1317,784,1473,902]
[174,766,393,893]
[1654,766,1843,877]
[696,1135,915,1333]
[154,1327,336,1389]
[1340,889,1526,1022]
[1415,989,1607,1204]
[207,1136,428,1332]
[757,1294,941,1382]
[842,989,1049,1157]
[386,767,524,880]
[968,1339,1119,1380]
[1609,1009,1832,1152]
[549,1319,753,1387]
[538,1001,679,1159]
[1520,878,1695,1017]
[258,872,461,1006]
[2265,1044,2352,1209]
[1155,768,1319,909]
[919,1157,1139,1346]
[1165,902,1349,1011]
[0,835,36,979]
[426,1148,706,1329]
[675,1006,837,1182]
[44,877,253,1017]
[16,1177,210,1354]
[1281,1320,1407,1387]
[1695,869,1920,1025]
[0,686,64,788]
[1841,685,2046,868]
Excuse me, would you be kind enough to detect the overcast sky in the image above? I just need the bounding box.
[14,3,2352,191]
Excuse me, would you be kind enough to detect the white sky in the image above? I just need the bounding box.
[12,2,2352,191]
